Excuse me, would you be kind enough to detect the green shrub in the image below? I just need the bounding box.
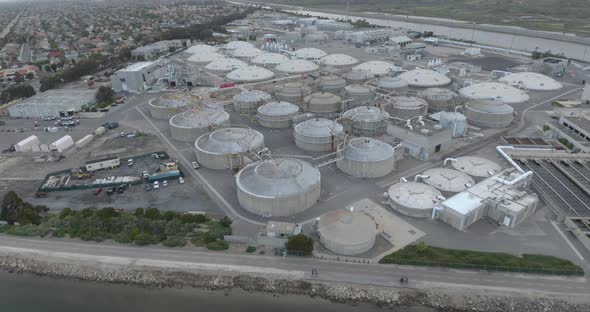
[246,245,256,253]
[162,236,187,247]
[163,210,177,221]
[180,213,208,224]
[206,240,229,250]
[134,232,155,246]
[285,234,313,254]
[144,208,161,220]
[542,125,550,132]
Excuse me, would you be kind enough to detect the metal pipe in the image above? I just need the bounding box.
[492,171,533,186]
[496,145,525,174]
[443,157,457,167]
[400,177,408,183]
[414,174,429,182]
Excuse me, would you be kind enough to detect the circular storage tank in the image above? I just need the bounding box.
[499,72,562,91]
[169,107,230,142]
[344,70,374,84]
[236,158,320,217]
[398,69,451,87]
[251,53,289,67]
[257,101,300,128]
[303,92,342,114]
[275,82,312,104]
[293,47,327,60]
[344,84,374,100]
[458,82,529,104]
[320,54,358,68]
[205,58,247,73]
[383,96,428,119]
[187,52,224,64]
[224,41,254,51]
[226,66,275,82]
[387,182,442,218]
[464,99,514,128]
[232,47,264,59]
[337,137,395,178]
[377,76,408,90]
[186,44,218,54]
[342,106,389,137]
[233,90,272,114]
[320,75,347,92]
[417,88,460,112]
[421,168,475,193]
[276,59,320,74]
[438,112,467,138]
[149,92,199,120]
[353,61,400,76]
[294,118,344,152]
[195,128,264,170]
[318,209,377,255]
[451,156,502,178]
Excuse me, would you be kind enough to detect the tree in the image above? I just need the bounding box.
[13,72,24,84]
[95,85,114,103]
[144,208,161,220]
[134,208,144,217]
[285,234,313,254]
[0,191,24,225]
[25,72,35,80]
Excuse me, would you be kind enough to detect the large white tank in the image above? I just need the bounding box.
[337,137,396,178]
[251,53,289,67]
[276,59,319,74]
[387,181,443,218]
[417,88,460,112]
[318,209,377,255]
[149,92,198,120]
[236,158,321,217]
[342,106,389,137]
[377,76,408,91]
[320,75,347,93]
[421,168,475,193]
[294,118,344,152]
[205,58,248,73]
[438,112,467,138]
[232,90,272,114]
[302,91,342,114]
[226,66,275,82]
[464,99,514,128]
[383,96,428,119]
[343,70,374,85]
[195,128,264,170]
[169,107,230,142]
[450,156,502,178]
[257,101,300,128]
[398,68,451,87]
[275,82,312,105]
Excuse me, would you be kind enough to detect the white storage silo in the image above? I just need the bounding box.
[344,70,374,85]
[320,75,347,93]
[275,82,312,105]
[195,127,264,170]
[149,92,197,120]
[386,181,443,218]
[417,88,460,112]
[318,209,377,255]
[383,96,428,119]
[302,91,342,115]
[450,156,502,178]
[337,137,396,178]
[377,76,408,91]
[257,101,300,128]
[294,118,344,152]
[342,106,389,137]
[464,99,514,128]
[169,107,230,142]
[233,90,272,114]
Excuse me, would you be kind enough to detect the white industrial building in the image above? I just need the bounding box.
[14,135,40,152]
[204,58,247,73]
[387,117,452,160]
[111,60,169,93]
[8,88,96,118]
[85,156,121,172]
[49,135,74,153]
[276,59,320,74]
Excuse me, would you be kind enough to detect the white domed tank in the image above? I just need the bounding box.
[257,101,300,128]
[438,112,467,138]
[251,52,289,67]
[303,91,342,114]
[421,168,475,193]
[293,47,327,60]
[342,106,389,137]
[387,181,443,218]
[226,66,275,82]
[276,59,320,74]
[149,92,199,120]
[344,84,375,101]
[499,72,562,91]
[377,76,408,91]
[337,137,395,178]
[223,41,255,51]
[458,82,529,104]
[353,61,400,76]
[169,107,230,142]
[205,58,247,73]
[236,158,321,217]
[383,96,428,119]
[464,99,514,128]
[417,88,461,112]
[320,75,347,92]
[450,156,502,178]
[275,82,312,105]
[187,52,224,64]
[320,54,359,68]
[186,44,218,55]
[195,127,264,170]
[232,47,264,59]
[294,118,344,152]
[344,70,374,85]
[398,68,451,87]
[318,209,377,255]
[233,90,272,114]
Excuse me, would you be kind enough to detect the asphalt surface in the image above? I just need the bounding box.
[0,235,588,298]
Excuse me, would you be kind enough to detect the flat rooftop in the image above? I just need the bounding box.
[10,87,96,111]
[389,118,448,136]
[564,116,590,132]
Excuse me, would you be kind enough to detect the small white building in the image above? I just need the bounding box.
[85,156,121,172]
[49,135,74,153]
[14,135,40,152]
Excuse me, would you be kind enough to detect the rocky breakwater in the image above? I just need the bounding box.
[0,252,588,312]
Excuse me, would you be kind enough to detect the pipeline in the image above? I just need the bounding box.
[492,171,533,186]
[443,157,457,167]
[400,177,408,183]
[414,174,429,182]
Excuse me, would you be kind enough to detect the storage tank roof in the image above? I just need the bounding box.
[378,76,408,89]
[387,182,442,210]
[342,137,395,162]
[196,127,264,155]
[257,101,299,116]
[499,72,563,91]
[451,156,502,178]
[421,168,475,193]
[251,53,289,65]
[344,70,374,81]
[205,58,248,72]
[186,44,218,54]
[417,88,458,101]
[390,96,428,108]
[320,54,358,66]
[295,118,343,137]
[169,107,229,128]
[459,82,529,104]
[232,47,264,58]
[293,47,327,59]
[157,93,199,107]
[344,84,374,95]
[352,61,401,76]
[398,69,451,87]
[187,52,224,64]
[224,41,255,50]
[226,66,275,82]
[276,59,320,74]
[465,99,514,115]
[236,158,320,198]
[343,106,388,123]
[318,209,376,246]
[233,90,272,103]
[305,91,342,105]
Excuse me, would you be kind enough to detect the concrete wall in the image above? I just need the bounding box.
[337,157,395,178]
[237,184,320,217]
[319,234,375,256]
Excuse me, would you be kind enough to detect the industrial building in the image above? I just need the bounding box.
[293,47,327,61]
[14,135,40,152]
[320,75,347,93]
[376,76,408,91]
[111,60,170,93]
[317,209,377,255]
[226,66,275,82]
[49,135,75,153]
[448,156,502,178]
[352,61,401,77]
[195,127,264,170]
[187,52,224,64]
[302,91,342,115]
[383,96,428,119]
[336,137,396,178]
[498,72,563,91]
[7,88,96,118]
[275,59,319,74]
[169,107,230,142]
[387,117,452,160]
[417,88,461,113]
[236,158,321,217]
[545,109,590,152]
[204,58,248,73]
[320,54,358,68]
[131,40,189,61]
[421,168,475,193]
[251,53,289,67]
[275,82,312,104]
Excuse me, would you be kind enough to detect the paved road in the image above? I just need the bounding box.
[0,10,23,39]
[0,235,588,297]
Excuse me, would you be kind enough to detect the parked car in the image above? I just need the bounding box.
[94,188,103,195]
[106,187,115,195]
[141,170,149,179]
[127,159,134,166]
[178,177,185,184]
[153,181,160,189]
[162,180,168,187]
[191,161,200,169]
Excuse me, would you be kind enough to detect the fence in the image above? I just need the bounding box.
[381,258,585,276]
